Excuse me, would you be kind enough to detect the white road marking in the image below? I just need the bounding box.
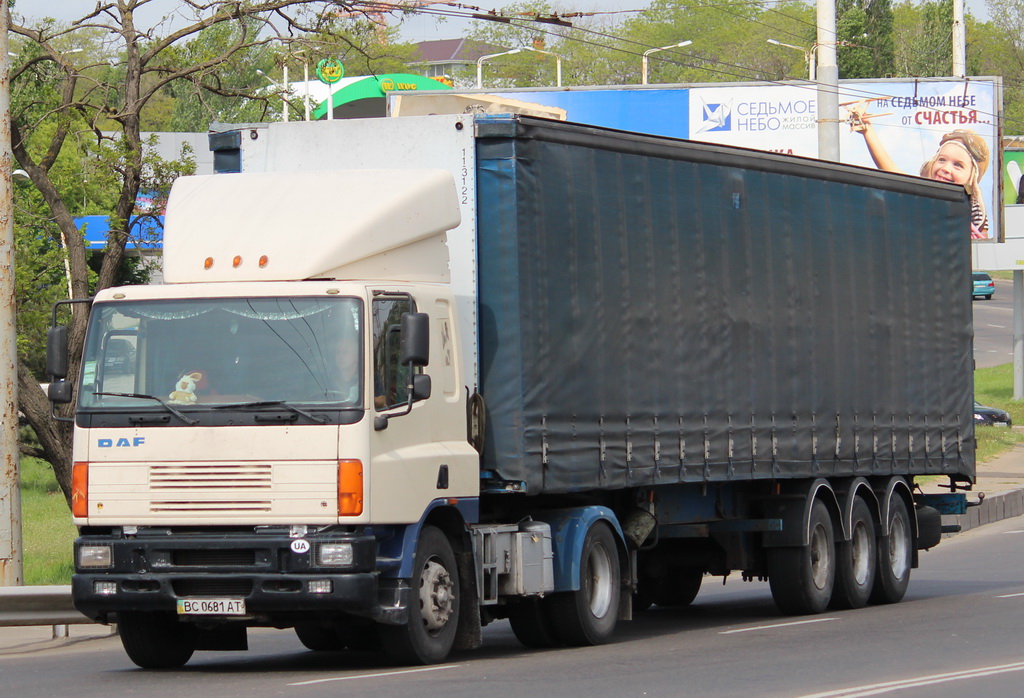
[798,660,1024,697]
[287,664,459,686]
[719,617,838,634]
[996,591,1024,598]
[1001,529,1024,534]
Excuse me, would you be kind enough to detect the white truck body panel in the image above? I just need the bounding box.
[162,170,459,284]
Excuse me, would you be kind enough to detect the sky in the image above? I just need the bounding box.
[16,0,995,44]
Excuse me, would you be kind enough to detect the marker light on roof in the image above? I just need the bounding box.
[232,255,242,268]
[204,257,214,270]
[259,255,269,268]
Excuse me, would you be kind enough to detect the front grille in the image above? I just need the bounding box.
[150,463,273,490]
[172,549,257,567]
[172,579,253,597]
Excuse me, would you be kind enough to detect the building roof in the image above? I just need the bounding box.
[413,38,502,64]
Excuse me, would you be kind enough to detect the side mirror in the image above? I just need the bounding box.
[412,374,431,402]
[400,313,429,367]
[47,326,69,379]
[48,380,73,405]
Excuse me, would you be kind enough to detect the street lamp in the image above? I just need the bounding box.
[641,40,692,85]
[520,46,564,87]
[767,39,816,81]
[256,68,289,122]
[477,48,523,89]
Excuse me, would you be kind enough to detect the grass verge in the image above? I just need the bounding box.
[21,456,76,585]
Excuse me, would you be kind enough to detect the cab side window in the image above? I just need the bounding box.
[372,296,414,410]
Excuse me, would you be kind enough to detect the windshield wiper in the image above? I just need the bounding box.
[92,392,199,425]
[212,400,329,424]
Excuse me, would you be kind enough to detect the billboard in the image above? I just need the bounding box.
[405,77,1002,240]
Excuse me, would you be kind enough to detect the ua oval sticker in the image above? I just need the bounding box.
[290,539,310,554]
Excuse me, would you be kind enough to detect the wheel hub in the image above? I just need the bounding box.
[419,558,454,633]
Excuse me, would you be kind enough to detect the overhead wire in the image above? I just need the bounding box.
[358,1,1014,133]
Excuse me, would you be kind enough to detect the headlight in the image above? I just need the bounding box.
[79,545,113,568]
[318,543,354,567]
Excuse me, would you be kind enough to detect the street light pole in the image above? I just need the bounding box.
[766,39,816,81]
[520,46,564,87]
[641,40,692,85]
[476,48,523,89]
[256,69,287,122]
[0,0,24,587]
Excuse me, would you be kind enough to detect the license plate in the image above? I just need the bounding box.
[176,598,246,615]
[993,422,1009,427]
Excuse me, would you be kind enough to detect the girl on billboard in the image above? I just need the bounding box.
[849,107,990,238]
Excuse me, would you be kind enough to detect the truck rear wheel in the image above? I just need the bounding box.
[118,611,197,669]
[548,521,620,646]
[380,525,460,665]
[830,496,876,609]
[768,499,835,615]
[870,495,912,605]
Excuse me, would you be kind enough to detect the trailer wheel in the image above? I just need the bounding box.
[295,624,346,651]
[768,499,835,615]
[548,521,620,646]
[654,566,703,607]
[870,495,912,605]
[508,597,562,648]
[380,525,460,665]
[118,611,197,669]
[830,496,876,609]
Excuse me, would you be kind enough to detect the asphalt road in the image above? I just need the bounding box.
[973,279,1015,368]
[5,516,1024,697]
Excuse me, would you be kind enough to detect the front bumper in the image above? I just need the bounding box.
[72,529,410,626]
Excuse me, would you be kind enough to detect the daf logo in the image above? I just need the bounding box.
[98,437,146,448]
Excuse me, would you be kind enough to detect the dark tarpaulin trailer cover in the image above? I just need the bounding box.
[476,116,974,496]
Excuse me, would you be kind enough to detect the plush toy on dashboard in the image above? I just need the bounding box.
[169,371,203,404]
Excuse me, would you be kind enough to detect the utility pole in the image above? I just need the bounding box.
[0,0,25,586]
[952,0,966,78]
[816,0,840,161]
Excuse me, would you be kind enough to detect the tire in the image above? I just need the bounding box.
[118,611,197,669]
[768,499,835,615]
[548,522,621,646]
[507,597,562,648]
[830,496,876,610]
[295,624,346,651]
[870,494,912,605]
[380,525,460,665]
[653,566,703,607]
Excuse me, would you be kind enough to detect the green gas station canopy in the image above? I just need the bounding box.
[313,73,452,119]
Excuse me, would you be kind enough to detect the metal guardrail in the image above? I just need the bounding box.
[0,585,94,627]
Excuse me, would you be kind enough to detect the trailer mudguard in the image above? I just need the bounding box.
[832,477,880,542]
[530,506,627,592]
[761,478,840,548]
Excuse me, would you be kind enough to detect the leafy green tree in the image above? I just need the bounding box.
[8,0,378,506]
[838,0,896,78]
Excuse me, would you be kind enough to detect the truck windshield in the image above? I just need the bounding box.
[78,297,363,410]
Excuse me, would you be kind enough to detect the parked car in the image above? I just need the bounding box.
[974,401,1012,427]
[973,271,995,300]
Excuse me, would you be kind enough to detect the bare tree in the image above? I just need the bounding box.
[8,0,369,505]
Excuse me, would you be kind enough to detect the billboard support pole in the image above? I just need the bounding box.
[1015,271,1023,400]
[816,0,839,161]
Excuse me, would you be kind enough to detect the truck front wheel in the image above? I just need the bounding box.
[768,499,835,615]
[118,611,197,669]
[548,521,621,646]
[380,525,460,665]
